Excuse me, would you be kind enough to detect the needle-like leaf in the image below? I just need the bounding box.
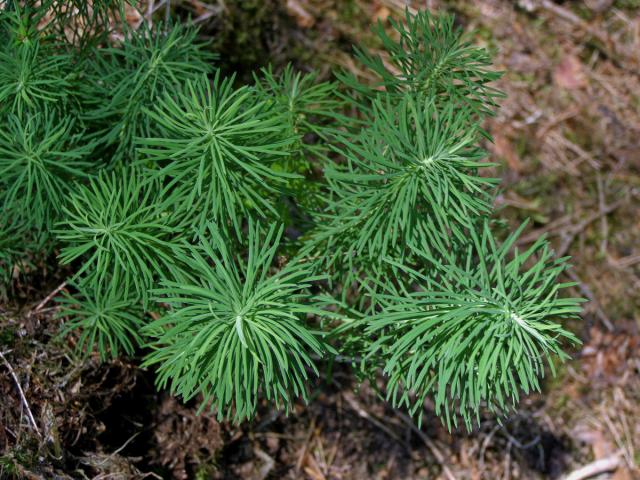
[365,221,584,431]
[55,168,187,306]
[143,221,327,423]
[137,72,298,234]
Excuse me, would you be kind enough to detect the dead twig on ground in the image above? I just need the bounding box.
[30,280,67,317]
[395,411,456,480]
[563,451,621,480]
[547,131,601,171]
[535,0,626,69]
[556,196,625,257]
[0,350,41,438]
[565,269,614,331]
[516,196,625,256]
[596,174,609,256]
[296,417,316,473]
[342,392,407,447]
[254,446,275,480]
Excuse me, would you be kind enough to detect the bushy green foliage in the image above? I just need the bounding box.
[137,72,296,233]
[316,95,497,261]
[365,221,582,430]
[0,4,582,431]
[0,9,78,116]
[57,279,144,361]
[55,168,186,306]
[0,111,95,231]
[144,222,327,422]
[254,64,344,155]
[83,22,214,163]
[44,0,130,48]
[339,9,504,115]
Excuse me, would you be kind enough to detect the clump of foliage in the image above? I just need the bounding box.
[365,221,581,430]
[0,111,95,231]
[144,222,327,422]
[0,1,583,430]
[56,278,144,361]
[55,168,187,306]
[82,21,214,163]
[138,71,296,233]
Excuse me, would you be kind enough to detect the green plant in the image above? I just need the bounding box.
[254,64,344,156]
[0,16,78,116]
[365,221,582,430]
[144,222,327,422]
[55,168,187,306]
[338,9,504,116]
[57,279,144,361]
[0,111,95,231]
[137,71,296,233]
[0,5,582,431]
[311,95,496,263]
[82,22,215,163]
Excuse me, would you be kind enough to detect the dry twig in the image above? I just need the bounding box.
[31,280,67,316]
[395,411,456,480]
[342,392,406,447]
[0,350,41,437]
[565,269,614,331]
[563,451,621,480]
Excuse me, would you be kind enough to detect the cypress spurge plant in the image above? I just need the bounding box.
[311,95,496,263]
[365,221,583,430]
[0,111,95,231]
[0,40,76,115]
[254,64,345,155]
[82,22,214,163]
[0,4,583,432]
[137,72,296,233]
[55,168,187,306]
[338,8,503,116]
[57,279,145,361]
[143,222,327,422]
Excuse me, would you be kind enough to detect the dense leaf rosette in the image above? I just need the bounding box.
[56,168,186,305]
[138,72,297,233]
[144,222,326,422]
[0,111,95,231]
[365,221,583,430]
[57,280,145,361]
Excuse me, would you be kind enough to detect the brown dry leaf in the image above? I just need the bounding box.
[373,6,391,22]
[304,464,327,480]
[554,55,588,90]
[593,430,616,459]
[287,0,315,28]
[302,446,327,480]
[188,0,209,16]
[573,426,617,461]
[123,2,142,25]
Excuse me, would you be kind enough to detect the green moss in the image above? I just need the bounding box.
[0,325,16,349]
[0,447,40,479]
[195,461,219,480]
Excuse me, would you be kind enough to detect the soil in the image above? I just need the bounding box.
[1,1,639,479]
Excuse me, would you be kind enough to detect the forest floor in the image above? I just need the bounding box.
[1,1,639,479]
